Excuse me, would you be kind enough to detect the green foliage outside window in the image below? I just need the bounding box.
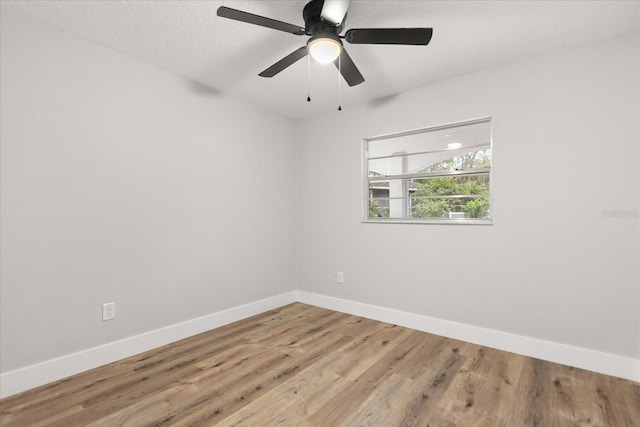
[412,176,489,219]
[412,199,449,218]
[462,198,490,218]
[410,150,491,219]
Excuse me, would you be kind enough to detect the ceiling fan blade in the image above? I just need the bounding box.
[217,6,306,35]
[259,46,309,78]
[334,48,364,86]
[345,28,433,45]
[321,0,351,25]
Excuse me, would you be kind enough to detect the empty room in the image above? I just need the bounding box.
[1,0,639,425]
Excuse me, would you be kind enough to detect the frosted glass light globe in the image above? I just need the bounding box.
[308,37,342,63]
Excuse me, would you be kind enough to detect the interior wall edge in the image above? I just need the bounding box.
[0,291,297,399]
[295,291,640,383]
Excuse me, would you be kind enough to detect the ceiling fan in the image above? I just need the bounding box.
[217,0,433,87]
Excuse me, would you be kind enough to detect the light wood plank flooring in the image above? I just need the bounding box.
[1,303,638,426]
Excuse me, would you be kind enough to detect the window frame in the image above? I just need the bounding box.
[362,117,493,225]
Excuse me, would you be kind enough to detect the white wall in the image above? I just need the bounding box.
[296,33,640,360]
[0,8,296,374]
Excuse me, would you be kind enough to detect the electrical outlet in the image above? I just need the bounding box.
[103,302,116,321]
[337,272,344,284]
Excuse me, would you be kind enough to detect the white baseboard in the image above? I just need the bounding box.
[0,291,297,399]
[3,290,637,399]
[295,291,640,383]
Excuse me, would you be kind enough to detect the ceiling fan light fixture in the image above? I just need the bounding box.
[217,1,433,87]
[308,36,342,63]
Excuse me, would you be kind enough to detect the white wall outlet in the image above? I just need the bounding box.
[102,302,116,321]
[337,272,344,284]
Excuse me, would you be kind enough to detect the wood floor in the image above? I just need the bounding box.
[1,303,638,426]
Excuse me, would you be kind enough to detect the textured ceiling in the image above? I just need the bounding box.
[3,0,639,119]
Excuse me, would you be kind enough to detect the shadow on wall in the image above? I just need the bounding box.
[186,79,224,97]
[368,93,399,109]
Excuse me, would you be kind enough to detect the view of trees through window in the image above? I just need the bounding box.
[365,119,491,223]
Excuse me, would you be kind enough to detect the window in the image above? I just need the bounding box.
[364,117,492,224]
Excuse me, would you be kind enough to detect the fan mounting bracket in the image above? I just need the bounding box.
[303,0,345,35]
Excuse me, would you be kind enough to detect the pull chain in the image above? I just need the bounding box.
[337,54,342,111]
[307,54,311,102]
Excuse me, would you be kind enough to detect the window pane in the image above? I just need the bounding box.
[368,198,390,218]
[367,120,491,158]
[410,196,490,219]
[368,181,390,217]
[367,175,490,220]
[410,174,490,197]
[368,148,491,177]
[369,181,390,198]
[369,179,408,218]
[417,148,491,173]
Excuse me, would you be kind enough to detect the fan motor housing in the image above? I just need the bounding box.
[303,0,344,35]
